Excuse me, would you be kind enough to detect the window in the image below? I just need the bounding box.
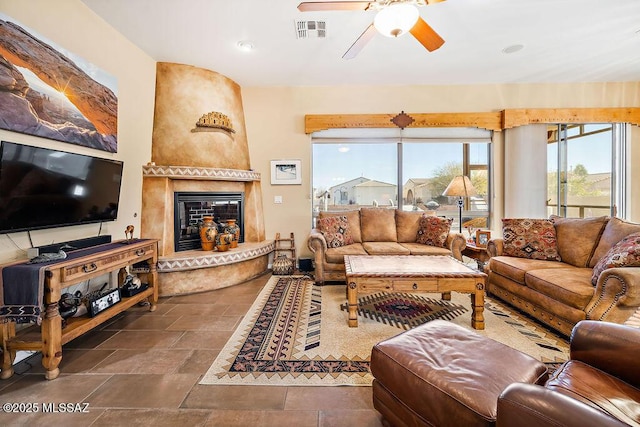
[547,123,626,218]
[311,128,491,231]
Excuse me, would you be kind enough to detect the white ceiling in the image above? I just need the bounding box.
[81,0,640,87]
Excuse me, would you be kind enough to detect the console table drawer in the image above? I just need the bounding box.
[61,243,155,282]
[392,279,439,292]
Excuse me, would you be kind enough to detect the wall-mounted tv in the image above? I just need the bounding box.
[0,141,124,234]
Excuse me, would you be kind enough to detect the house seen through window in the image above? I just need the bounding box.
[311,128,491,232]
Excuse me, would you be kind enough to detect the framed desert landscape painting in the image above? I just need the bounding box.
[0,13,118,152]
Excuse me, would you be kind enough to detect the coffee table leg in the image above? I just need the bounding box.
[470,283,485,330]
[347,281,358,327]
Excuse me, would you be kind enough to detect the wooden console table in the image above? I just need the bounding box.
[0,239,158,380]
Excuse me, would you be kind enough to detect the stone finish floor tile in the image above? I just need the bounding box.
[284,386,375,411]
[320,409,385,427]
[86,374,199,408]
[176,349,220,374]
[171,330,234,349]
[203,409,319,427]
[95,330,183,349]
[92,408,212,427]
[0,274,388,426]
[182,384,287,410]
[0,408,105,426]
[90,349,192,374]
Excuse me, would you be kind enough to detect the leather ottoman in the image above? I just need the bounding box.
[371,320,549,427]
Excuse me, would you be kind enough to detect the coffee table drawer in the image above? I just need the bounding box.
[357,279,393,292]
[393,279,439,292]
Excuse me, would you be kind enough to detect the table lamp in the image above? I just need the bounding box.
[443,175,478,233]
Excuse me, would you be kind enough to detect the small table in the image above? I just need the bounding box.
[344,255,486,329]
[462,242,491,270]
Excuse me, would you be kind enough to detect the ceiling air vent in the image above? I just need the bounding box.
[295,20,327,39]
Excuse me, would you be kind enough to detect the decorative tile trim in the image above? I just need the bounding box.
[157,241,275,272]
[143,165,261,181]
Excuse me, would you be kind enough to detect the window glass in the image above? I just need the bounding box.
[312,143,397,216]
[312,136,490,233]
[547,124,614,218]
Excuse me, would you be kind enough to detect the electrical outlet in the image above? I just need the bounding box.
[274,196,283,204]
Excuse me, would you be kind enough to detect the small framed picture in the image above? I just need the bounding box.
[476,230,491,248]
[271,160,302,185]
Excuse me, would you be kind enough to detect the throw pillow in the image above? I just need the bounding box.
[317,215,354,248]
[416,215,453,248]
[591,232,640,285]
[502,218,561,261]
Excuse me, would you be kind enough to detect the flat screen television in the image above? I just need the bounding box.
[0,141,124,234]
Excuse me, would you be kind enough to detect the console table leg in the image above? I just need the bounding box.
[147,259,158,312]
[0,322,16,379]
[41,302,62,380]
[347,282,358,327]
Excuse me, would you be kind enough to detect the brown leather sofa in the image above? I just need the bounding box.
[307,208,466,284]
[497,320,640,426]
[487,216,640,336]
[371,319,640,427]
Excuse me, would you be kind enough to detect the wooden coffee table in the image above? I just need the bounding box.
[344,255,486,329]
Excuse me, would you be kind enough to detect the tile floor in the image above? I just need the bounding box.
[0,273,385,426]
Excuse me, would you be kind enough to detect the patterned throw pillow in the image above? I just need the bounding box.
[416,215,453,248]
[502,218,561,261]
[317,215,354,248]
[591,232,640,285]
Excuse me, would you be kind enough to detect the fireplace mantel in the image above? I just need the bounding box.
[142,164,260,181]
[141,163,270,296]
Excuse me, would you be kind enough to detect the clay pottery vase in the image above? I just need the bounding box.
[199,216,217,251]
[215,232,233,252]
[224,219,240,248]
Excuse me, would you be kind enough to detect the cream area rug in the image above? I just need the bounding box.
[200,276,569,387]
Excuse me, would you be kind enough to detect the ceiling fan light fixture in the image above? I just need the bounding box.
[373,3,419,38]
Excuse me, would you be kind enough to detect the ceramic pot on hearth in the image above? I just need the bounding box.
[199,216,217,251]
[224,219,240,248]
[215,232,233,252]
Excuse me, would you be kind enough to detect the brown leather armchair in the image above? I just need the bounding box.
[497,320,640,427]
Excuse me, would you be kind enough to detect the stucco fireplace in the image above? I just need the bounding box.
[140,62,273,296]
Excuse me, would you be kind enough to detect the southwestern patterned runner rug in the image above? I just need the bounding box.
[200,276,568,386]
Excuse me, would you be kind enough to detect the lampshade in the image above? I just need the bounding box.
[443,176,478,198]
[373,3,420,38]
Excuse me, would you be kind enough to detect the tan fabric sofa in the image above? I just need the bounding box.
[307,208,466,284]
[487,216,640,336]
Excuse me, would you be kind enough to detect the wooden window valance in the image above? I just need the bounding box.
[304,108,640,134]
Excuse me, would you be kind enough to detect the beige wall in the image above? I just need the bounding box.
[242,83,640,257]
[0,0,156,263]
[0,1,638,264]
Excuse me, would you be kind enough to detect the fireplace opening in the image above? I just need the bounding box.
[174,191,244,252]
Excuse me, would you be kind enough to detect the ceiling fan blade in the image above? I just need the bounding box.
[409,16,445,52]
[342,24,376,60]
[297,2,372,12]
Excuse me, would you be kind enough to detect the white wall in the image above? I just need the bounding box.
[0,0,156,263]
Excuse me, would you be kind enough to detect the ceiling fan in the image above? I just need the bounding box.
[297,0,446,59]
